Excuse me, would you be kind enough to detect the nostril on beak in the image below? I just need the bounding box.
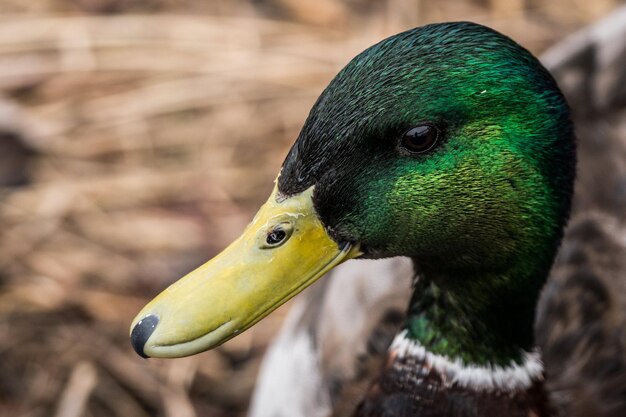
[130,315,159,358]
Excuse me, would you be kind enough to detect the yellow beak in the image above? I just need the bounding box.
[130,184,361,358]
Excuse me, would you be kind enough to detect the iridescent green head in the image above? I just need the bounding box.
[279,22,575,364]
[281,22,574,262]
[131,22,575,365]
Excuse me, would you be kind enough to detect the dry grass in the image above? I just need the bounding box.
[0,1,623,416]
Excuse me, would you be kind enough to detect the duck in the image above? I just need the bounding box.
[249,8,626,417]
[130,21,626,417]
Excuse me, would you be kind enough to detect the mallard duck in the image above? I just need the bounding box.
[250,8,626,417]
[130,21,626,417]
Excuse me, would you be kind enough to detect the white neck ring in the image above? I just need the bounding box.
[389,330,544,392]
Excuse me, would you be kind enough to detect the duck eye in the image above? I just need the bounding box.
[401,124,439,154]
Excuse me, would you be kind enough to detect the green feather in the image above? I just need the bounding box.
[279,22,575,366]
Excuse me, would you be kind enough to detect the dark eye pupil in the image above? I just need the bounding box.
[401,124,438,153]
[266,229,287,245]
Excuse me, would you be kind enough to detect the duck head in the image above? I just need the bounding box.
[131,22,575,362]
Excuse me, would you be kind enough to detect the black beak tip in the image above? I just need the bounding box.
[130,315,159,358]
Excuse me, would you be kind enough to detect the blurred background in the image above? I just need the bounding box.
[0,1,624,416]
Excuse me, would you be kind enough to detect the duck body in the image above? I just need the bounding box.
[283,23,572,416]
[128,21,626,417]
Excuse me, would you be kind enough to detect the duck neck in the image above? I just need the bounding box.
[405,256,552,367]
